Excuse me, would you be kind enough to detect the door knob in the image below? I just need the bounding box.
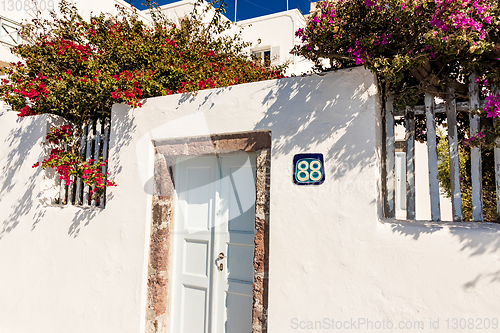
[216,252,227,272]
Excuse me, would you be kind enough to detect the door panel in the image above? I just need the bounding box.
[183,240,209,277]
[225,291,253,333]
[171,157,217,333]
[214,154,256,333]
[227,242,255,282]
[182,286,208,333]
[171,153,256,333]
[185,167,213,231]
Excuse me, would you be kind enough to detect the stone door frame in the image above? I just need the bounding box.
[145,131,271,333]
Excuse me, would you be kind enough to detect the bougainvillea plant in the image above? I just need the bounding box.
[293,0,500,220]
[292,0,500,127]
[33,125,116,202]
[1,0,285,202]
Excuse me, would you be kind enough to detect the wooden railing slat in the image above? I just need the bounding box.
[91,120,102,207]
[405,107,416,220]
[82,121,94,206]
[445,88,462,221]
[495,143,500,215]
[394,101,480,116]
[469,74,484,222]
[59,140,68,205]
[75,124,87,205]
[99,119,110,208]
[59,178,66,205]
[385,94,396,218]
[424,93,441,221]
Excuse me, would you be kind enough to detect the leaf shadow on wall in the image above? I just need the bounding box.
[0,114,46,240]
[67,207,100,237]
[66,106,135,236]
[253,68,378,181]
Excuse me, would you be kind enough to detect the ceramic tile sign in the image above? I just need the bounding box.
[293,153,325,185]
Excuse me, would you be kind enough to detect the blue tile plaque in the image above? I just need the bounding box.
[293,153,325,185]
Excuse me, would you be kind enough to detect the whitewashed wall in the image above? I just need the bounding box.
[112,66,500,332]
[0,111,151,332]
[1,67,500,333]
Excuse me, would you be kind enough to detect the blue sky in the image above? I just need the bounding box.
[130,0,312,21]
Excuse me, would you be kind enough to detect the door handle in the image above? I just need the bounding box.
[216,252,227,272]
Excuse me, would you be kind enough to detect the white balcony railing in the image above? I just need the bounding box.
[0,16,21,46]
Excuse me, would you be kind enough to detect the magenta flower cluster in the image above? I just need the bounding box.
[430,0,492,39]
[484,92,500,118]
[347,41,368,65]
[463,131,486,148]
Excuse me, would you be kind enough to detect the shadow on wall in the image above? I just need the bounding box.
[0,114,46,240]
[221,69,500,291]
[108,108,137,183]
[65,109,135,236]
[253,69,378,179]
[389,220,500,289]
[0,108,135,239]
[67,208,100,237]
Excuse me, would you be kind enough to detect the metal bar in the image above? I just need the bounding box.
[445,88,462,221]
[83,121,94,206]
[67,175,74,205]
[0,19,20,45]
[469,74,484,222]
[99,119,110,208]
[0,15,21,25]
[424,93,441,221]
[75,123,87,205]
[91,120,102,207]
[59,178,66,205]
[58,141,68,205]
[235,0,237,22]
[405,107,416,220]
[385,94,395,218]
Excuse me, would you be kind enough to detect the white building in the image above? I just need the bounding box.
[0,0,314,76]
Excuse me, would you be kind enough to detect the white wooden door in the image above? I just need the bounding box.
[170,153,256,333]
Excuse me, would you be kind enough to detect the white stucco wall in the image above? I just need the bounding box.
[0,111,151,332]
[1,67,500,332]
[114,66,500,332]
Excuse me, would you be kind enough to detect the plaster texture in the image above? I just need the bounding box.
[0,111,151,332]
[0,67,500,333]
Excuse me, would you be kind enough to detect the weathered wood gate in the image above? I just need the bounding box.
[384,75,499,222]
